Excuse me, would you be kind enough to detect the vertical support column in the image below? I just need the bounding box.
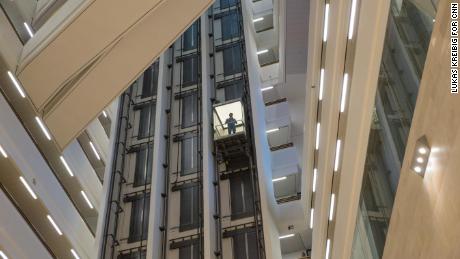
[200,12,217,259]
[147,54,169,259]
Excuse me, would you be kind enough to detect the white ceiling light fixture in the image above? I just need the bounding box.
[411,136,431,177]
[47,215,63,235]
[19,176,38,200]
[340,73,349,113]
[272,176,287,182]
[319,68,325,100]
[266,128,279,134]
[279,234,295,239]
[89,141,101,160]
[70,249,80,259]
[0,145,7,158]
[35,117,52,140]
[253,17,264,22]
[334,139,342,172]
[348,0,358,39]
[329,193,335,221]
[315,122,321,150]
[0,251,8,259]
[261,86,274,92]
[102,110,108,118]
[325,239,331,259]
[60,156,74,177]
[81,191,94,209]
[323,3,330,42]
[7,71,26,98]
[257,49,269,55]
[309,208,314,229]
[312,168,317,193]
[23,22,34,38]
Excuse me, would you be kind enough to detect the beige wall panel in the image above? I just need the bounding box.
[383,1,460,258]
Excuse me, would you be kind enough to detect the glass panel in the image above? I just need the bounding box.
[183,22,198,51]
[180,186,199,231]
[182,93,198,128]
[181,134,198,175]
[221,11,240,41]
[232,231,259,259]
[351,0,436,258]
[224,80,243,101]
[134,145,153,187]
[223,44,242,76]
[220,0,237,9]
[230,173,254,219]
[182,56,199,86]
[118,250,146,259]
[141,62,159,98]
[138,104,155,139]
[179,243,199,259]
[128,195,150,242]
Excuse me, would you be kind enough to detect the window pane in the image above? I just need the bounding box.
[179,243,199,259]
[141,62,159,98]
[180,186,199,231]
[118,250,146,259]
[224,80,243,101]
[181,135,198,174]
[182,93,198,128]
[182,56,199,86]
[223,44,242,76]
[247,231,259,259]
[128,195,150,242]
[134,145,153,187]
[183,23,198,51]
[230,174,254,219]
[138,104,155,139]
[233,233,247,259]
[221,11,239,41]
[220,0,237,9]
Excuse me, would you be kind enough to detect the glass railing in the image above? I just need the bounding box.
[351,0,437,258]
[214,119,245,139]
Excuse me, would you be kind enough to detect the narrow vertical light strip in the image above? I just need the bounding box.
[334,140,342,172]
[89,141,101,160]
[23,22,34,38]
[309,208,314,229]
[35,117,52,140]
[319,69,325,100]
[19,176,37,199]
[60,156,74,177]
[81,191,94,209]
[0,145,7,158]
[47,215,63,235]
[348,0,358,39]
[323,3,330,42]
[0,251,8,259]
[7,71,26,98]
[315,123,321,150]
[312,168,318,192]
[325,239,331,259]
[329,193,335,221]
[70,249,80,259]
[340,73,349,113]
[102,110,108,118]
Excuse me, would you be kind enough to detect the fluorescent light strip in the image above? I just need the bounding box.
[89,141,101,160]
[266,128,279,134]
[35,117,52,140]
[315,123,321,150]
[340,73,349,112]
[47,215,63,235]
[81,191,94,209]
[309,208,314,229]
[19,176,37,200]
[272,176,287,182]
[325,239,331,259]
[253,17,264,22]
[334,139,342,172]
[323,4,330,42]
[319,69,325,100]
[257,49,268,55]
[23,22,34,38]
[329,193,335,221]
[60,156,74,177]
[0,145,7,158]
[261,86,274,92]
[0,251,8,259]
[70,249,81,259]
[102,110,108,118]
[279,234,295,239]
[348,0,358,39]
[312,168,317,193]
[7,71,26,98]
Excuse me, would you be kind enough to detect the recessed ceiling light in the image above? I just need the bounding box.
[19,176,37,200]
[323,4,330,42]
[279,234,295,239]
[81,191,94,209]
[319,69,325,100]
[0,145,7,158]
[257,49,269,55]
[414,166,422,173]
[60,156,74,177]
[102,111,108,118]
[348,0,358,39]
[334,140,342,172]
[418,147,427,154]
[23,22,34,38]
[315,123,321,150]
[416,157,424,163]
[272,176,287,182]
[253,17,264,22]
[89,141,101,160]
[35,117,52,140]
[47,215,63,235]
[70,249,80,259]
[309,208,314,229]
[0,250,9,259]
[266,128,279,134]
[261,86,274,92]
[7,71,26,98]
[329,193,335,221]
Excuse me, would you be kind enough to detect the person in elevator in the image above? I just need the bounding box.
[225,113,237,135]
